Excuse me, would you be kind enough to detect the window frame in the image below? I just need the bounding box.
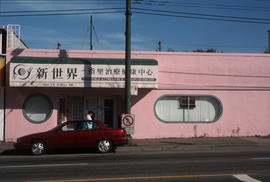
[22,93,53,124]
[154,94,223,124]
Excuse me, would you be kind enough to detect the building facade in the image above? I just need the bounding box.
[1,25,28,141]
[4,48,270,142]
[0,56,4,141]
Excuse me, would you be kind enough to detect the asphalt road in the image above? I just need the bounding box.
[0,150,270,182]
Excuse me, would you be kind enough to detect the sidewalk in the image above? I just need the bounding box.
[1,136,270,154]
[117,136,270,153]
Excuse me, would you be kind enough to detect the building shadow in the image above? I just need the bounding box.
[10,48,25,57]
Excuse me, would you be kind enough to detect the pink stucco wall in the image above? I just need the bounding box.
[5,88,59,142]
[132,90,270,138]
[5,48,270,141]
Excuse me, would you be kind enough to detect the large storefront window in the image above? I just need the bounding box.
[23,94,53,123]
[154,95,222,123]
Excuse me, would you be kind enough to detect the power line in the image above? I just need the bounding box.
[133,10,270,24]
[2,6,270,25]
[1,0,124,2]
[3,0,270,13]
[1,0,123,1]
[0,10,125,17]
[0,8,125,14]
[133,8,270,22]
[1,0,125,5]
[0,8,125,17]
[3,0,270,12]
[132,0,270,12]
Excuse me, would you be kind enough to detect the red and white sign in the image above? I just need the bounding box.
[131,85,138,95]
[121,114,135,134]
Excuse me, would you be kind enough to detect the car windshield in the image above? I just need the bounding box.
[55,121,101,132]
[48,125,62,132]
[48,121,102,132]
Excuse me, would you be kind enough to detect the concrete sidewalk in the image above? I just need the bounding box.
[117,136,270,153]
[1,136,270,154]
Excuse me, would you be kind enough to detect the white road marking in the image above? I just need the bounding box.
[252,157,270,160]
[0,163,88,168]
[233,174,262,182]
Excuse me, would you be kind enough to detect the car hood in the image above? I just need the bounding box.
[18,131,49,141]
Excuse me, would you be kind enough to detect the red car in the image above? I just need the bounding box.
[14,120,129,155]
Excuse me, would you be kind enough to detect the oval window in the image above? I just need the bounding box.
[23,94,53,123]
[154,95,222,123]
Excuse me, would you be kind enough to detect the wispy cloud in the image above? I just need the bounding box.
[104,33,125,41]
[8,0,125,21]
[101,32,156,51]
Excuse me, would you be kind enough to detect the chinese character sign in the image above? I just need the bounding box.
[10,63,158,88]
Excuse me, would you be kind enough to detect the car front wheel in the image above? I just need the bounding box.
[96,140,113,153]
[31,140,46,155]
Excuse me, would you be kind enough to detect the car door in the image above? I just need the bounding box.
[75,121,102,148]
[47,122,81,149]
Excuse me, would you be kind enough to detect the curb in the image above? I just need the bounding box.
[1,137,270,154]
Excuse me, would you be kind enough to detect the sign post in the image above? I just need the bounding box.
[121,114,135,135]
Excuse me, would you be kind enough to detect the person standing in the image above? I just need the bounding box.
[86,110,95,120]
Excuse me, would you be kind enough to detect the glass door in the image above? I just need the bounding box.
[104,99,114,128]
[85,98,99,120]
[84,97,116,128]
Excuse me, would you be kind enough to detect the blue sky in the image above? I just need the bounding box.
[1,0,270,53]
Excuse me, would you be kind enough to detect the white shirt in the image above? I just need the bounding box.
[86,114,92,120]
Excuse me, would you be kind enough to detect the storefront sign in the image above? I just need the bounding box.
[9,57,158,88]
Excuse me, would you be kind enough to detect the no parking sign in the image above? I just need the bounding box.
[121,114,135,135]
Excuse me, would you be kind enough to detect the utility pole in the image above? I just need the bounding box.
[125,0,132,114]
[90,16,93,50]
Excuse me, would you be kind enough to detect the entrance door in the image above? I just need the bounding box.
[85,97,115,128]
[85,98,98,120]
[104,99,114,128]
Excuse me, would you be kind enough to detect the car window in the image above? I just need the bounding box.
[92,122,101,130]
[61,123,76,131]
[75,121,101,130]
[61,122,101,131]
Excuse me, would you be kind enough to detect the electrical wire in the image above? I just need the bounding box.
[1,0,125,5]
[134,8,270,22]
[133,10,270,24]
[2,0,270,52]
[0,8,125,14]
[132,0,270,12]
[2,0,270,13]
[0,10,125,17]
[3,7,269,22]
[2,6,270,25]
[81,21,91,50]
[1,0,124,2]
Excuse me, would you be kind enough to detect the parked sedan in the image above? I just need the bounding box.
[14,120,129,155]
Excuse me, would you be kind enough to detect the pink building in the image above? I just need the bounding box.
[4,48,270,142]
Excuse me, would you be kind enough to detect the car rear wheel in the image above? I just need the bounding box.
[31,140,46,155]
[96,140,113,153]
